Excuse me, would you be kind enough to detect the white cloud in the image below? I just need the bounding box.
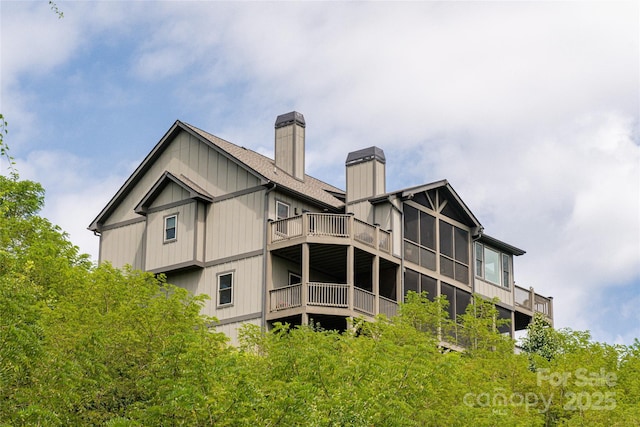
[2,0,638,343]
[17,150,131,261]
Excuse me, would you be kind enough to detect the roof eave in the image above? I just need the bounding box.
[479,234,526,256]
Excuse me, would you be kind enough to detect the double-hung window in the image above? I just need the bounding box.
[164,214,177,242]
[218,272,234,307]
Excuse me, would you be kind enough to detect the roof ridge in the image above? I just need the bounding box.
[182,121,345,195]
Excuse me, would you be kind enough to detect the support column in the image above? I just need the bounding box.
[347,245,354,311]
[373,255,380,315]
[396,263,402,303]
[301,243,309,325]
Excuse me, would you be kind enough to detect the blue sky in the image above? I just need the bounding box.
[1,1,638,345]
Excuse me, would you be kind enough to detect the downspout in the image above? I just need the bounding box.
[261,182,277,333]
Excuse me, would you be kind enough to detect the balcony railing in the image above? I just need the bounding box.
[270,213,392,254]
[354,287,375,315]
[269,282,398,317]
[514,285,553,319]
[270,283,302,311]
[308,282,348,307]
[379,296,398,318]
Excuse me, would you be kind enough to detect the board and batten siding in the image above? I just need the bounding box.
[267,191,320,220]
[150,182,191,207]
[201,256,264,320]
[346,159,385,202]
[145,202,200,271]
[474,278,513,307]
[99,221,146,270]
[206,190,265,261]
[103,130,261,227]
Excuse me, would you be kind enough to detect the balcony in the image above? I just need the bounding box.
[268,282,398,319]
[269,213,392,254]
[514,284,553,323]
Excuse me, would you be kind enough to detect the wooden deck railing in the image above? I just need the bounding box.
[308,282,349,307]
[270,283,302,311]
[354,287,375,315]
[270,213,392,254]
[514,285,553,319]
[379,296,398,318]
[269,282,398,317]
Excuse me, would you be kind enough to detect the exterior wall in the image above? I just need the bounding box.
[200,255,264,321]
[275,124,305,180]
[346,159,385,203]
[100,129,265,273]
[348,200,374,224]
[205,190,265,261]
[103,130,261,227]
[150,182,190,207]
[474,278,513,307]
[267,190,320,220]
[272,255,302,289]
[145,201,199,271]
[99,220,146,269]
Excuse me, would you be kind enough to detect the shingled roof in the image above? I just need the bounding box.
[182,122,345,209]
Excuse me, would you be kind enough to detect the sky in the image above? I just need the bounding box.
[1,1,638,345]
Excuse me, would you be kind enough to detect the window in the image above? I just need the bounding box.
[475,242,511,288]
[275,201,290,235]
[502,254,510,288]
[484,247,501,285]
[164,214,177,242]
[276,200,290,220]
[404,269,437,301]
[289,272,301,286]
[439,221,469,284]
[403,205,437,271]
[218,272,233,306]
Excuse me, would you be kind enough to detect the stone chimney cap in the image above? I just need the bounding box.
[345,146,386,165]
[275,111,306,129]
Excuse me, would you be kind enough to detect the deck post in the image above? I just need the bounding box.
[302,242,309,311]
[372,254,380,315]
[347,245,354,311]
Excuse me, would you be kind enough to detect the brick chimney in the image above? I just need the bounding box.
[275,111,305,181]
[345,146,386,204]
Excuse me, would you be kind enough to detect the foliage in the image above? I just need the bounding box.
[521,313,560,365]
[49,1,64,19]
[0,170,638,425]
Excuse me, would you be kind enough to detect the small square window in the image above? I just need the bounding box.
[218,272,233,306]
[164,214,177,242]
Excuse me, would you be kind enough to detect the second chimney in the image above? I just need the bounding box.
[345,146,386,205]
[275,111,305,181]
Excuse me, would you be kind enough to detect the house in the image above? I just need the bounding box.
[89,111,552,344]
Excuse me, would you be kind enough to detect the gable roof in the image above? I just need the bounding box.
[371,179,482,230]
[134,171,214,215]
[88,120,345,231]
